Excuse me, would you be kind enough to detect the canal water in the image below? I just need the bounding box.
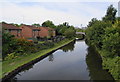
[7,40,114,81]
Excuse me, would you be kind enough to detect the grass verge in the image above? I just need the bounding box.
[1,38,75,79]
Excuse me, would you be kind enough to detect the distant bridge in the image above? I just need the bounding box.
[76,32,85,35]
[76,32,86,40]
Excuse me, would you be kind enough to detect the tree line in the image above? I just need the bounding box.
[85,5,120,80]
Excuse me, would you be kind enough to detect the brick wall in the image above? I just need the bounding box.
[20,25,33,38]
[39,27,49,37]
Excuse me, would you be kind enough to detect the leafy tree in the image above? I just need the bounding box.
[42,20,56,28]
[64,28,76,38]
[56,24,67,35]
[1,21,7,24]
[2,32,17,57]
[62,22,69,27]
[87,18,98,27]
[86,21,112,48]
[75,28,84,32]
[32,23,41,27]
[56,22,75,36]
[102,5,117,24]
[102,22,120,57]
[14,24,20,27]
[115,17,120,27]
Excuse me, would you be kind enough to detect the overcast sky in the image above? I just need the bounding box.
[0,0,119,27]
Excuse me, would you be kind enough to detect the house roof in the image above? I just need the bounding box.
[39,27,55,31]
[1,22,22,30]
[21,24,40,30]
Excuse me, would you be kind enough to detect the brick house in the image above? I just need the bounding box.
[1,22,22,38]
[20,24,40,39]
[39,27,56,38]
[1,22,56,40]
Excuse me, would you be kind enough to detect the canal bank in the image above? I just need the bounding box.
[3,40,114,81]
[2,38,75,81]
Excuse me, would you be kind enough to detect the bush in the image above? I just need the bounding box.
[4,52,17,60]
[102,56,120,79]
[15,38,34,52]
[2,32,17,58]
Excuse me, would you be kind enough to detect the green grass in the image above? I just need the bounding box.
[38,41,46,44]
[1,38,75,79]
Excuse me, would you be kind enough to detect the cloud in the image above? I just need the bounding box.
[0,2,88,27]
[0,1,118,27]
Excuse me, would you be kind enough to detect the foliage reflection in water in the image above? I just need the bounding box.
[86,46,114,80]
[60,40,75,52]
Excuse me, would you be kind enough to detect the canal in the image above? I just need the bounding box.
[6,40,114,81]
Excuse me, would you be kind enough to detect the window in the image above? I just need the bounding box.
[18,30,21,33]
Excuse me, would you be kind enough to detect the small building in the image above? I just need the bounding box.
[39,27,56,38]
[1,22,22,38]
[20,24,40,39]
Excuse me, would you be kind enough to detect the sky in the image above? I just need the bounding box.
[0,0,119,28]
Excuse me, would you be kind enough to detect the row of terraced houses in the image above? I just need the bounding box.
[1,22,56,40]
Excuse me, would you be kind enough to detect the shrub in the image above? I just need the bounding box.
[2,32,17,58]
[4,52,17,60]
[16,38,34,52]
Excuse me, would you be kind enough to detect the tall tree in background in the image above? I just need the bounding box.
[102,5,117,24]
[32,23,41,27]
[42,20,56,28]
[56,22,75,35]
[87,18,98,27]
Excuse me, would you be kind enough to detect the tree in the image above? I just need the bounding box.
[102,22,120,57]
[32,23,41,27]
[102,5,117,24]
[62,22,69,27]
[86,21,112,48]
[56,22,75,35]
[42,20,56,28]
[87,18,98,27]
[2,32,17,57]
[75,28,84,32]
[64,28,76,38]
[56,23,68,35]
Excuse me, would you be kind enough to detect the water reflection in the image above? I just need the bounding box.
[86,46,114,80]
[48,54,54,62]
[61,40,75,52]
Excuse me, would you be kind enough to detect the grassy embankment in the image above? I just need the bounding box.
[1,38,75,79]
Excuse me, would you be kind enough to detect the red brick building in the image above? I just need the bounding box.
[39,27,56,38]
[2,22,56,40]
[2,22,22,38]
[20,24,40,39]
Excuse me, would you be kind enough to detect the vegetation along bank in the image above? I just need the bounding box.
[85,5,120,80]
